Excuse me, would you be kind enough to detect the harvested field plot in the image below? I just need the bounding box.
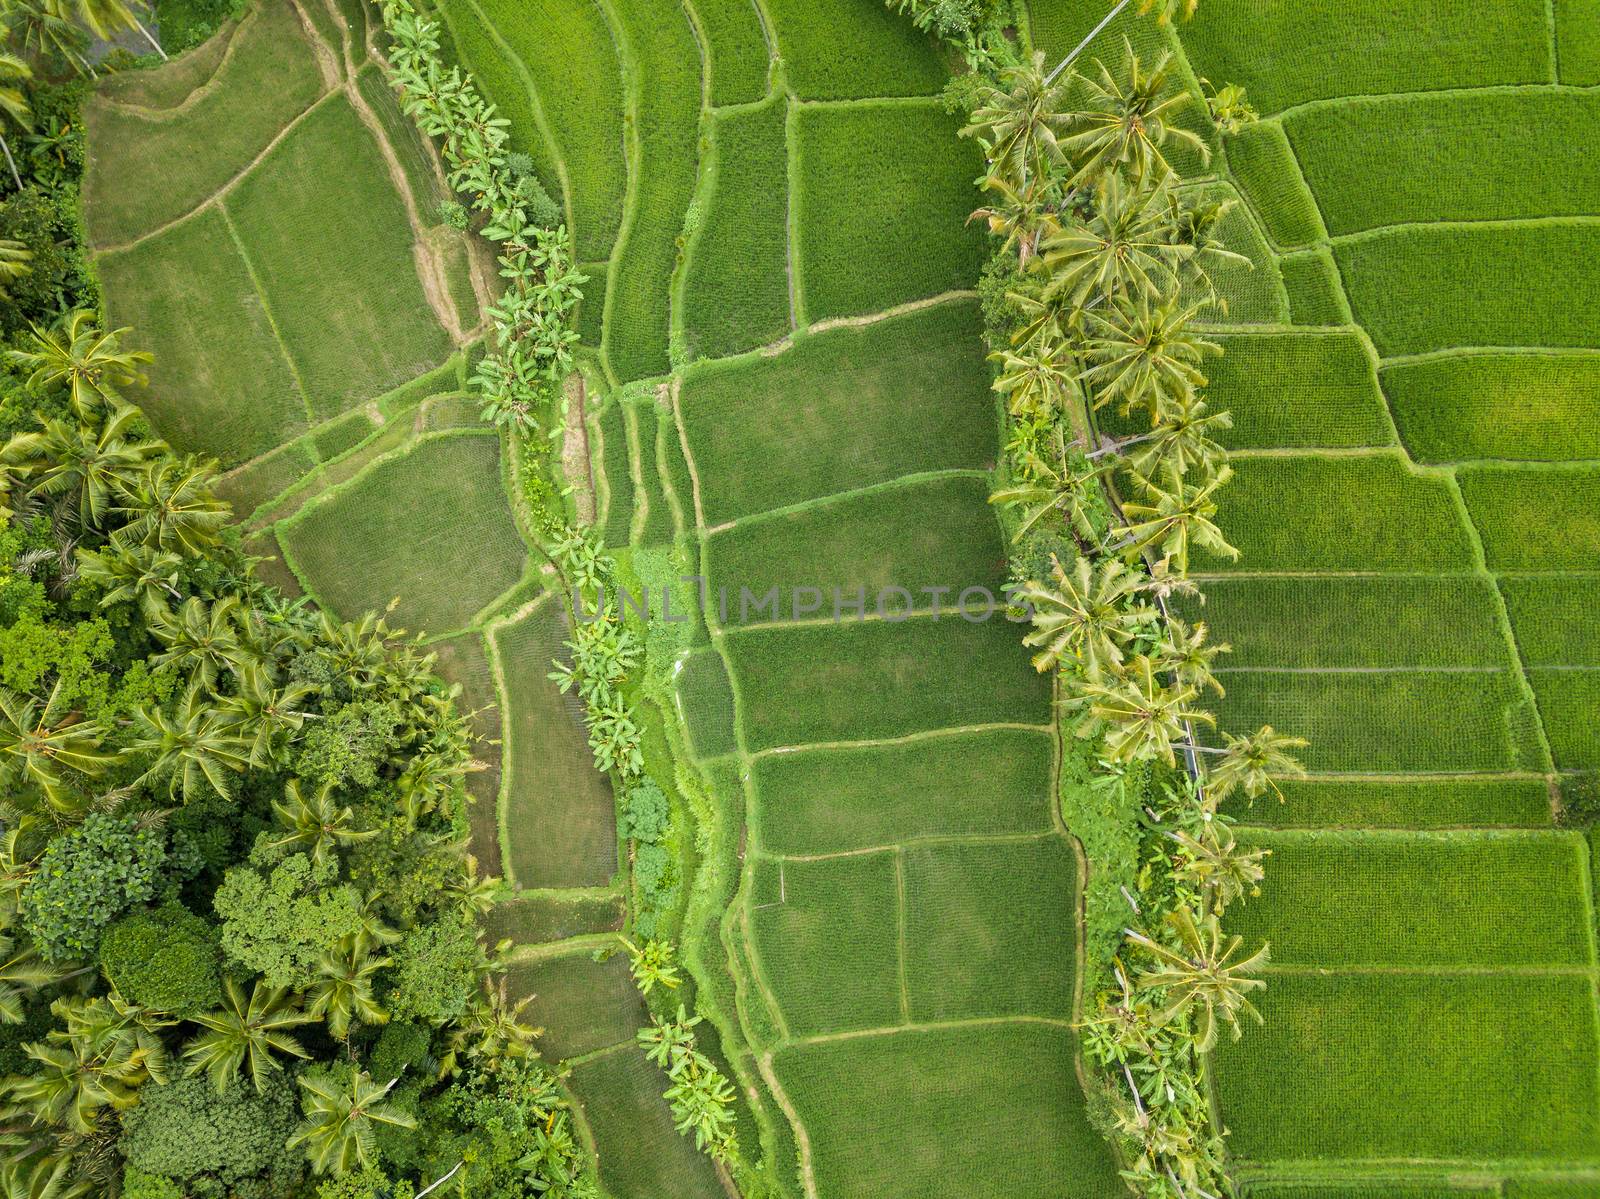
[1178,0,1551,113]
[678,300,995,522]
[1213,971,1600,1163]
[773,1024,1123,1198]
[568,1046,727,1199]
[1225,829,1595,967]
[1382,354,1600,463]
[507,951,645,1062]
[747,852,903,1038]
[81,0,326,247]
[721,615,1048,750]
[680,97,792,362]
[490,599,620,890]
[901,836,1077,1022]
[278,433,529,633]
[226,95,453,420]
[96,207,306,466]
[1202,454,1475,573]
[793,102,987,320]
[750,728,1056,856]
[704,474,1005,605]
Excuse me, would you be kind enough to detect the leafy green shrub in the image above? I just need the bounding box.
[119,1075,300,1190]
[386,918,483,1025]
[1558,772,1600,828]
[122,1169,183,1199]
[20,813,168,961]
[100,903,223,1015]
[0,185,94,334]
[213,853,364,986]
[294,700,402,790]
[437,199,469,230]
[369,1019,433,1083]
[619,781,669,842]
[155,0,247,51]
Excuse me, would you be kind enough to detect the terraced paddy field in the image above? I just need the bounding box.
[1034,0,1600,1193]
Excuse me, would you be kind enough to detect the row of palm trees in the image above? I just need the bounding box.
[372,0,744,1175]
[958,24,1303,1198]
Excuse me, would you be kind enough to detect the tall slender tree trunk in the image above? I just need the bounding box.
[0,134,20,192]
[132,14,168,60]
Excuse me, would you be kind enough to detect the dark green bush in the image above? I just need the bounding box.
[370,1019,433,1084]
[386,918,482,1025]
[294,700,402,789]
[119,1075,300,1190]
[20,813,168,961]
[1558,772,1600,827]
[0,185,92,334]
[154,0,247,52]
[100,903,222,1015]
[618,781,669,842]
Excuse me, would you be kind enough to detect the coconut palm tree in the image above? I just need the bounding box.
[1,1,93,79]
[990,336,1080,420]
[1171,822,1269,912]
[969,172,1058,269]
[962,50,1073,191]
[1072,653,1213,765]
[990,432,1107,545]
[1090,390,1232,480]
[8,993,168,1134]
[442,974,538,1076]
[73,541,183,621]
[3,408,159,532]
[147,594,246,693]
[305,941,389,1042]
[1039,172,1189,309]
[0,934,62,1024]
[183,978,312,1094]
[1061,42,1207,187]
[1017,553,1154,677]
[0,821,40,928]
[0,1147,80,1199]
[1126,905,1268,1052]
[1151,616,1228,696]
[1204,724,1308,802]
[267,778,375,868]
[51,0,165,58]
[0,683,114,814]
[1081,291,1219,419]
[0,239,29,301]
[127,680,249,802]
[289,1068,417,1176]
[1139,0,1197,23]
[1114,463,1237,574]
[7,313,153,421]
[111,455,229,557]
[0,52,30,191]
[218,661,316,768]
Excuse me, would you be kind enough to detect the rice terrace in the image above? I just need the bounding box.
[0,0,1596,1195]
